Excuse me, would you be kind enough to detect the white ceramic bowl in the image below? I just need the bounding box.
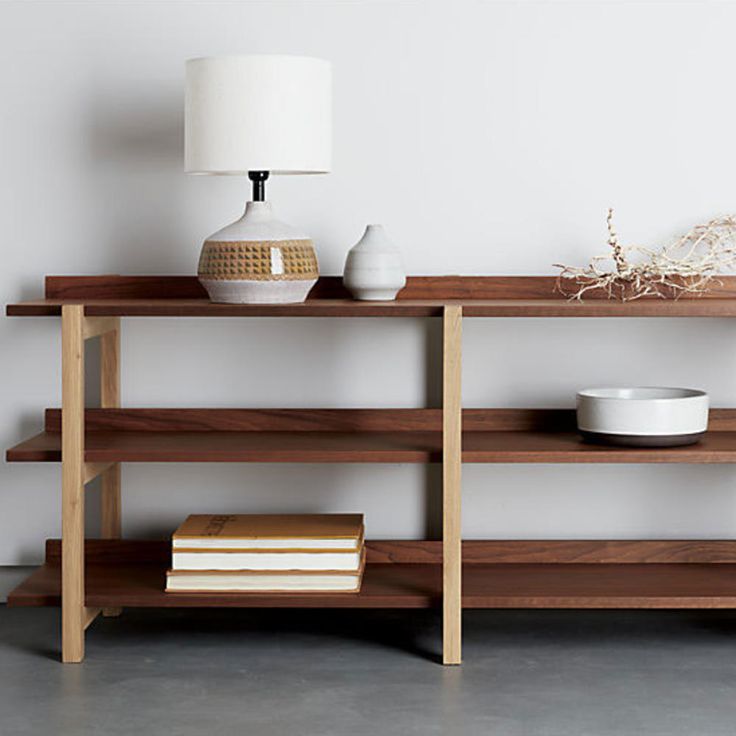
[576,387,709,447]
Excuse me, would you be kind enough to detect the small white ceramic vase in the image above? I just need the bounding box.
[343,225,406,301]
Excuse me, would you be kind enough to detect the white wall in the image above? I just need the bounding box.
[2,0,736,564]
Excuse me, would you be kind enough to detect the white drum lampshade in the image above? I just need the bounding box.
[186,55,331,174]
[185,55,332,304]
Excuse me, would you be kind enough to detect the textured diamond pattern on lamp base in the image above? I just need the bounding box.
[195,201,320,304]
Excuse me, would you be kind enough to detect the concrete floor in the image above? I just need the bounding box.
[1,606,736,735]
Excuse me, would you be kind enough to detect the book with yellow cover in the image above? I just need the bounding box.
[172,547,364,571]
[166,550,366,593]
[172,514,364,551]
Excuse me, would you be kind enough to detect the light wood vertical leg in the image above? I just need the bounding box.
[62,305,86,663]
[442,305,462,665]
[100,319,122,617]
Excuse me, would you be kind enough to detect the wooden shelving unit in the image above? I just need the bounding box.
[8,274,736,665]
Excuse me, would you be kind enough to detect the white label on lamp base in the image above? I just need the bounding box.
[270,247,285,275]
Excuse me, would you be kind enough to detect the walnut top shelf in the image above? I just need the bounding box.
[9,297,447,318]
[9,275,736,318]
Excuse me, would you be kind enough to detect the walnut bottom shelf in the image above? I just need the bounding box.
[10,540,736,610]
[10,562,440,608]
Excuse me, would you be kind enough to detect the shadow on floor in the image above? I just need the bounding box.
[0,606,445,663]
[3,606,736,665]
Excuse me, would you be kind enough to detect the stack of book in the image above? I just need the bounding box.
[166,514,365,593]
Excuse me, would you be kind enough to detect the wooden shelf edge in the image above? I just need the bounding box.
[9,275,736,318]
[32,538,736,565]
[5,430,444,464]
[9,406,736,465]
[11,300,736,319]
[8,564,440,609]
[10,540,736,610]
[13,561,736,610]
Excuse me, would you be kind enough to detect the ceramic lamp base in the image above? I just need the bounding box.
[197,201,319,305]
[200,277,318,304]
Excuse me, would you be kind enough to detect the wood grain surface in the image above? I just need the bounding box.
[43,408,445,433]
[41,274,736,301]
[33,539,736,565]
[7,430,444,463]
[61,305,85,662]
[8,408,736,464]
[11,539,736,610]
[37,407,736,433]
[442,305,462,664]
[12,296,736,318]
[9,275,736,317]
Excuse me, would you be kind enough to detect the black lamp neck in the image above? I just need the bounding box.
[248,171,270,202]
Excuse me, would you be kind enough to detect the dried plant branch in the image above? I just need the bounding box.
[554,210,736,301]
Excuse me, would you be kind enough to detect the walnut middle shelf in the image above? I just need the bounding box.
[8,408,736,464]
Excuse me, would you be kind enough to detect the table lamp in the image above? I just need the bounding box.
[185,55,332,303]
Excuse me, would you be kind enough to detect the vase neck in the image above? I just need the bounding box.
[242,200,276,223]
